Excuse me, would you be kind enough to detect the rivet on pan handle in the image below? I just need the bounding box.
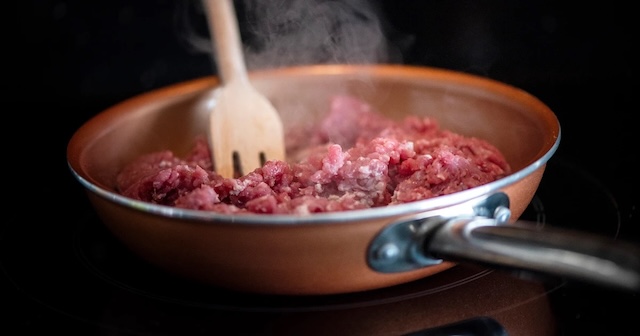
[367,192,511,273]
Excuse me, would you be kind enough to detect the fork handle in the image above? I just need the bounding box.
[204,0,248,84]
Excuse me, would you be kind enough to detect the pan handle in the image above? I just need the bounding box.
[367,192,640,291]
[425,217,640,291]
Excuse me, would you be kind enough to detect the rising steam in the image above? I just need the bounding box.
[175,0,407,70]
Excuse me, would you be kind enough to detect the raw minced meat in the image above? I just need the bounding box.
[116,95,511,214]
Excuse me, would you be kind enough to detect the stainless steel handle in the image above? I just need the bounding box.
[426,218,640,291]
[367,192,640,291]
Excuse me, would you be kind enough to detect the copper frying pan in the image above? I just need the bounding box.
[67,65,640,295]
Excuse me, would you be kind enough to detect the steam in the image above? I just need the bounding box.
[175,0,406,70]
[240,0,398,68]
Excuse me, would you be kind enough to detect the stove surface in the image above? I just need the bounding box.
[7,1,639,335]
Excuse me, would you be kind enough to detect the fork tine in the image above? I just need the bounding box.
[209,88,285,178]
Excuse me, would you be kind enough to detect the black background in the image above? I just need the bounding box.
[6,0,639,335]
[10,0,637,204]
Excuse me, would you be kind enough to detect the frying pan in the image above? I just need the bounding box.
[67,64,640,295]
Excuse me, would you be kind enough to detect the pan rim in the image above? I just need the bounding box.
[67,64,561,225]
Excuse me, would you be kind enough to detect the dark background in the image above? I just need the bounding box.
[11,0,637,201]
[7,0,639,335]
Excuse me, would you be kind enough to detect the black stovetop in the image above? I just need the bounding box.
[7,1,639,335]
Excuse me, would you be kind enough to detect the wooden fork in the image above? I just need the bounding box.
[203,0,285,178]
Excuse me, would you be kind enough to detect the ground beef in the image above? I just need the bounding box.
[116,95,511,215]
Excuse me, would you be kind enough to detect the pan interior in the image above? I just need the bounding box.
[69,65,559,219]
